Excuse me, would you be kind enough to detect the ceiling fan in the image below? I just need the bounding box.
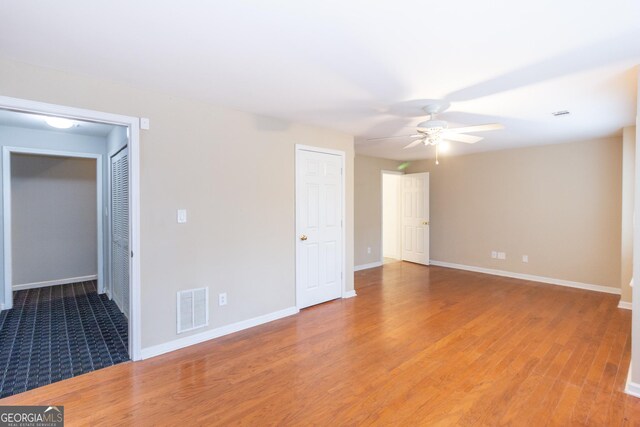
[368,101,504,163]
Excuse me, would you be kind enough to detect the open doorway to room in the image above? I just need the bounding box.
[382,171,402,264]
[0,104,138,398]
[382,170,431,266]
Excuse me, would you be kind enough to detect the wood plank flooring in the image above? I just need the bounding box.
[1,261,639,425]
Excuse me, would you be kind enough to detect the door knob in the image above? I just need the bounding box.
[422,221,429,225]
[300,235,308,241]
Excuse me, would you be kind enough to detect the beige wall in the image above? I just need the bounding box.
[405,138,622,289]
[12,154,97,285]
[355,155,400,266]
[621,126,636,303]
[0,58,354,349]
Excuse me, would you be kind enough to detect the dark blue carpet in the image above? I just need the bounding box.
[0,281,128,398]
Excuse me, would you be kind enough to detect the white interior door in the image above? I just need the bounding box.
[111,146,129,318]
[296,148,343,309]
[401,172,430,265]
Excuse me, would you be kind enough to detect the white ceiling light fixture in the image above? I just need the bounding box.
[45,117,75,129]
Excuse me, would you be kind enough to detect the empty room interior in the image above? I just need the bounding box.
[0,1,639,424]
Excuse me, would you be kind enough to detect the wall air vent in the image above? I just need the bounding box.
[177,287,209,334]
[552,110,570,116]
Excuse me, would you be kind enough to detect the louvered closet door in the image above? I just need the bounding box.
[111,147,129,318]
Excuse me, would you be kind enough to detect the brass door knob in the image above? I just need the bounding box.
[300,235,308,241]
[422,221,429,225]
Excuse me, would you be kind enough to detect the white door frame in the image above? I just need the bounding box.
[295,144,346,309]
[380,170,403,262]
[0,95,142,361]
[3,146,103,294]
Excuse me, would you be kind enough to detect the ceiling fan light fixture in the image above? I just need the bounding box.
[370,100,503,161]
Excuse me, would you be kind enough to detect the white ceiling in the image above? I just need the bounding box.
[0,1,638,160]
[0,109,116,137]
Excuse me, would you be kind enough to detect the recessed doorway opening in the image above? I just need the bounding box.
[0,97,141,398]
[382,170,430,266]
[382,170,403,263]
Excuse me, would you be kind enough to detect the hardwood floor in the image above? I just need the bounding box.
[1,262,639,425]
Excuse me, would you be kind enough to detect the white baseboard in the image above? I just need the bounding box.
[13,275,98,291]
[354,261,383,271]
[626,364,640,398]
[429,260,621,295]
[343,290,357,299]
[618,300,633,310]
[140,306,299,360]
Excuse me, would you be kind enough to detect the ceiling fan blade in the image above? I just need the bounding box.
[442,133,484,144]
[403,139,424,149]
[366,134,418,141]
[446,123,504,134]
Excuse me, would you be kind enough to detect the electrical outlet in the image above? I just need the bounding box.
[522,255,529,263]
[218,293,227,306]
[491,251,497,259]
[177,209,187,224]
[367,247,371,254]
[498,252,506,260]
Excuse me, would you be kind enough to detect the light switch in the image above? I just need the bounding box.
[140,117,150,130]
[177,209,187,224]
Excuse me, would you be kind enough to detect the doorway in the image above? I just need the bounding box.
[0,95,141,397]
[381,172,430,266]
[4,148,104,296]
[382,171,402,262]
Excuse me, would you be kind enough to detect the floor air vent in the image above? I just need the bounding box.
[177,287,209,333]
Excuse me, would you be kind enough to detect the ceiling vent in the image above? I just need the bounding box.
[177,287,209,334]
[552,110,570,116]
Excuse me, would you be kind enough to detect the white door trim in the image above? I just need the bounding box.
[3,146,103,297]
[295,144,346,307]
[381,170,403,263]
[0,95,142,361]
